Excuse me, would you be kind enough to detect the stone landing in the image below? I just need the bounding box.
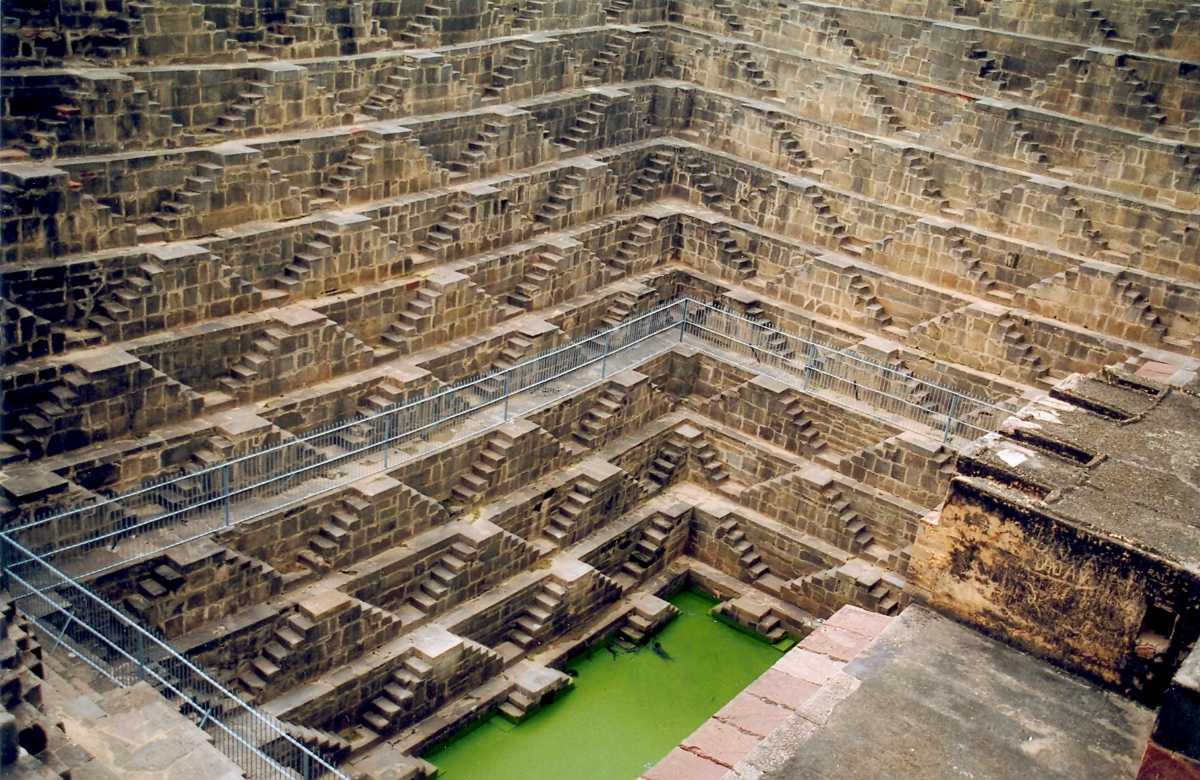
[723,605,1153,780]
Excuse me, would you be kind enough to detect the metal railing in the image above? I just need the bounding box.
[0,297,1013,780]
[0,533,348,779]
[4,300,687,579]
[4,299,1011,579]
[681,301,1013,440]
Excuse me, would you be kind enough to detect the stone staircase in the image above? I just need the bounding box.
[408,541,477,616]
[449,121,504,181]
[822,483,881,556]
[713,593,787,642]
[297,495,369,572]
[616,593,680,644]
[731,42,778,98]
[1113,274,1170,342]
[217,327,287,401]
[744,301,796,359]
[618,513,677,583]
[362,62,419,118]
[710,224,755,279]
[712,0,745,32]
[600,289,641,327]
[609,219,659,275]
[513,0,549,30]
[559,93,613,150]
[399,2,447,47]
[965,41,1011,91]
[533,171,586,229]
[901,148,950,210]
[683,156,727,209]
[542,474,602,544]
[815,14,863,61]
[508,251,563,309]
[361,654,425,733]
[584,33,632,83]
[268,232,335,296]
[208,81,273,138]
[764,114,814,172]
[572,384,627,447]
[381,287,442,353]
[847,273,894,328]
[646,434,688,488]
[1113,59,1169,128]
[691,440,731,488]
[784,559,903,618]
[507,580,565,650]
[446,431,515,512]
[415,206,470,258]
[782,392,829,456]
[1006,115,1052,167]
[154,435,236,509]
[630,151,673,202]
[267,720,352,767]
[120,561,183,616]
[1078,0,1120,40]
[604,0,632,22]
[714,518,770,581]
[317,138,381,206]
[237,610,313,696]
[945,232,998,294]
[798,184,854,250]
[996,315,1050,381]
[86,261,163,333]
[492,332,537,372]
[483,43,536,103]
[859,77,906,133]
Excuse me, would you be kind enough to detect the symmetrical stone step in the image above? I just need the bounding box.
[618,513,678,582]
[238,610,316,696]
[507,251,564,309]
[559,93,614,149]
[645,434,689,488]
[542,475,602,545]
[715,518,770,581]
[572,385,627,448]
[507,580,565,650]
[446,430,516,512]
[782,392,829,456]
[407,541,478,616]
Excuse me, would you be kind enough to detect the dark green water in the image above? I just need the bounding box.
[425,589,784,779]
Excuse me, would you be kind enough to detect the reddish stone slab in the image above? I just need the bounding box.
[799,623,876,662]
[1137,742,1200,780]
[713,692,793,737]
[746,668,821,709]
[823,606,893,639]
[643,747,729,780]
[682,719,762,768]
[772,648,845,685]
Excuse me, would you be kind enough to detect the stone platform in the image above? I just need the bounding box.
[652,604,1154,780]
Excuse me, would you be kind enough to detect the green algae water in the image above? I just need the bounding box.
[425,589,784,779]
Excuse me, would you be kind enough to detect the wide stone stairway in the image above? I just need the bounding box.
[1,0,1198,777]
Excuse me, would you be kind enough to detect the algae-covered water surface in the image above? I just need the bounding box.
[425,589,784,779]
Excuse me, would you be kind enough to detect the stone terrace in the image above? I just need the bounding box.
[1,0,1198,778]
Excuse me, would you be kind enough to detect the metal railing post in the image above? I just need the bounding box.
[679,299,689,342]
[222,464,232,528]
[502,369,511,422]
[0,536,8,591]
[944,394,961,443]
[601,329,611,378]
[384,412,392,468]
[137,627,146,681]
